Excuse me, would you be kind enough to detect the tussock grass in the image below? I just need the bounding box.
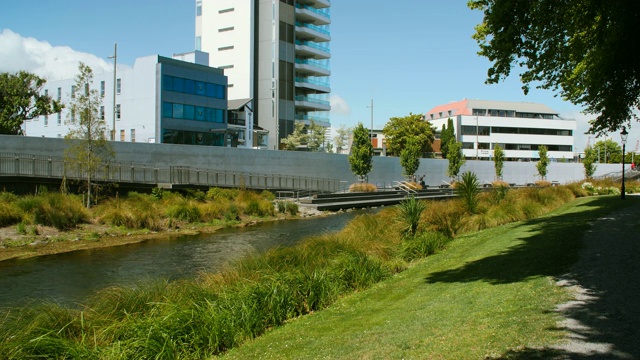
[14,193,89,230]
[2,182,617,359]
[349,182,377,192]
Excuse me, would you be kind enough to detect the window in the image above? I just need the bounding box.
[218,46,234,51]
[44,89,48,97]
[116,104,121,119]
[57,112,61,125]
[71,109,76,123]
[163,102,173,118]
[116,78,121,94]
[196,81,205,96]
[218,26,234,32]
[196,1,202,16]
[447,110,452,116]
[130,129,136,143]
[57,87,61,101]
[120,129,125,141]
[100,81,105,97]
[71,85,76,98]
[195,36,201,51]
[184,79,195,94]
[219,7,234,14]
[100,106,105,120]
[44,114,48,126]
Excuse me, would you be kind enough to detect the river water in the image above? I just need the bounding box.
[0,210,374,308]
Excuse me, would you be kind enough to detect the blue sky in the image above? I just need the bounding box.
[0,0,635,151]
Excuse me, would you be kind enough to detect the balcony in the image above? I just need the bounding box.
[295,58,331,77]
[295,22,330,43]
[295,4,330,25]
[295,95,331,111]
[295,40,330,59]
[295,113,330,128]
[296,0,330,9]
[295,76,330,94]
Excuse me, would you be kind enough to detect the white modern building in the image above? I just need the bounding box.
[196,0,331,150]
[22,52,267,148]
[426,99,577,161]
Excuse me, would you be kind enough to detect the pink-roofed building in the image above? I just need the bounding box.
[425,99,576,161]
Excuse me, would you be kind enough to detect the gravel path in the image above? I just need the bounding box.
[553,196,640,359]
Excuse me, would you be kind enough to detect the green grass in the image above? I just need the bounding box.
[220,196,633,359]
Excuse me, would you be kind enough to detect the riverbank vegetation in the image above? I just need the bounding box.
[0,187,299,261]
[0,178,638,358]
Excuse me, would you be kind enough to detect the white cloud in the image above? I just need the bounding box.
[0,29,113,80]
[330,94,351,115]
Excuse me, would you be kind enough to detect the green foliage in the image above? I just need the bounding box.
[439,118,455,158]
[400,231,451,261]
[397,196,427,238]
[276,201,298,216]
[225,204,240,221]
[206,187,239,201]
[16,193,89,230]
[63,63,114,208]
[0,71,63,135]
[468,0,640,135]
[382,113,434,156]
[446,141,465,178]
[333,125,351,154]
[281,120,326,152]
[456,171,481,214]
[166,200,202,222]
[583,145,597,178]
[592,138,622,163]
[399,136,421,177]
[493,143,505,179]
[348,122,373,177]
[536,145,550,179]
[0,196,23,227]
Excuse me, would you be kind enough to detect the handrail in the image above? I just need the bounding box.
[393,181,417,194]
[0,152,340,193]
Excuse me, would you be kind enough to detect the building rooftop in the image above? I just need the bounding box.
[426,99,559,119]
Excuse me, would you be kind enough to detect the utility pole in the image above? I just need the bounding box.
[367,99,373,144]
[108,43,117,141]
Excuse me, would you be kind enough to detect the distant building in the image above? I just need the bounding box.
[426,99,576,161]
[196,0,332,149]
[23,52,256,148]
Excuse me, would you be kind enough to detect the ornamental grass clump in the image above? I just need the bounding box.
[400,231,451,261]
[349,182,377,192]
[397,195,426,238]
[455,171,481,214]
[0,193,23,227]
[16,193,89,230]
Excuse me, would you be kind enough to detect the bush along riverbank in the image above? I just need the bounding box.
[0,187,302,261]
[0,178,638,359]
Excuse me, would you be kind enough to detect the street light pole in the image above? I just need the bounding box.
[621,127,628,200]
[367,99,373,144]
[108,43,117,141]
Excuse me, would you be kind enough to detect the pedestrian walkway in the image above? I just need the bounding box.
[554,195,640,359]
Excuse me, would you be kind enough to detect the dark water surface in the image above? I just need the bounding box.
[0,210,375,308]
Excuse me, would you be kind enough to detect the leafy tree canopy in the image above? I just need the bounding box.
[400,136,421,178]
[468,0,640,135]
[592,138,622,164]
[281,120,326,152]
[446,141,466,179]
[383,113,434,156]
[0,71,63,135]
[439,118,455,159]
[493,143,505,179]
[348,122,373,178]
[583,145,597,179]
[536,145,550,179]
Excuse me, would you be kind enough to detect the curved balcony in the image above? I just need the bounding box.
[295,77,330,94]
[295,40,330,60]
[295,4,330,25]
[295,95,331,111]
[295,58,331,77]
[295,22,330,43]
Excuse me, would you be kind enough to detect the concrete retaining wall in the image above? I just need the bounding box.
[0,135,620,188]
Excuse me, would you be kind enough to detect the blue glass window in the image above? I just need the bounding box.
[173,78,185,93]
[184,79,195,94]
[196,106,205,121]
[205,83,215,97]
[163,75,173,91]
[163,102,173,118]
[196,81,205,96]
[184,105,195,120]
[216,85,225,99]
[173,103,184,119]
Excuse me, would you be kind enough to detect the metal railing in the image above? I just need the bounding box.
[0,153,340,193]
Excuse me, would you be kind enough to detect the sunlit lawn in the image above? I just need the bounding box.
[220,196,632,359]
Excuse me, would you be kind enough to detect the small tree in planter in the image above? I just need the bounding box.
[493,144,505,180]
[446,141,465,183]
[583,145,597,179]
[400,136,421,181]
[536,145,550,180]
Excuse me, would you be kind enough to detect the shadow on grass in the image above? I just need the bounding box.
[425,196,640,359]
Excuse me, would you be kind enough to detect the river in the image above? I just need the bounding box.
[0,210,374,308]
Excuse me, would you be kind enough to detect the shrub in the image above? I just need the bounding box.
[349,183,377,192]
[17,193,89,230]
[97,193,163,230]
[225,204,240,221]
[422,200,465,239]
[535,180,552,187]
[166,200,202,222]
[397,196,426,238]
[200,199,231,221]
[206,188,239,201]
[455,171,481,214]
[277,201,298,216]
[401,231,451,261]
[0,201,23,227]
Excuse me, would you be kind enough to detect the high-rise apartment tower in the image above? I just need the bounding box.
[196,0,331,149]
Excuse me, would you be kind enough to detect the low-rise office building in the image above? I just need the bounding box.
[426,99,576,161]
[23,52,264,148]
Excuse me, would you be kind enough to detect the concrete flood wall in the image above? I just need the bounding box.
[0,135,620,189]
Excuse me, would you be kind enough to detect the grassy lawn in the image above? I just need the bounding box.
[219,196,634,359]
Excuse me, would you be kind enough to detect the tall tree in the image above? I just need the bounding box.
[493,144,505,180]
[383,113,434,157]
[439,118,455,159]
[0,71,63,135]
[64,63,114,208]
[446,141,465,179]
[334,125,351,154]
[400,136,421,179]
[583,145,597,179]
[593,139,622,164]
[469,0,640,135]
[536,145,550,180]
[306,120,325,152]
[281,122,307,151]
[348,122,373,181]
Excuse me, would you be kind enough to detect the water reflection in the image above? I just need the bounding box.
[0,209,377,308]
